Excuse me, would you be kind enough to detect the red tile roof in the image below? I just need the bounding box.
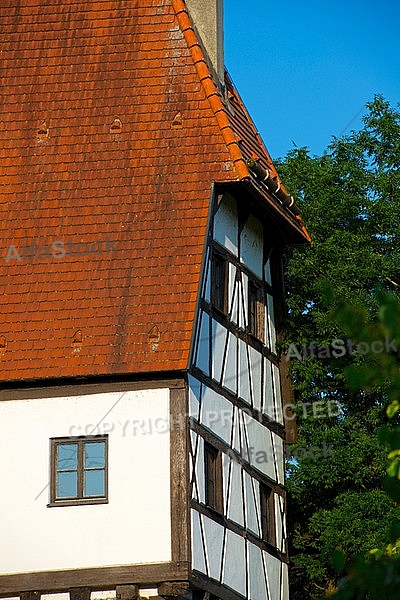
[0,0,308,381]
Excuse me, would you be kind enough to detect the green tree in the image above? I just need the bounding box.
[276,96,400,598]
[328,291,400,598]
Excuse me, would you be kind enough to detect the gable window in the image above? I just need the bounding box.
[211,250,228,314]
[204,442,223,513]
[248,280,265,341]
[49,436,108,506]
[260,484,276,546]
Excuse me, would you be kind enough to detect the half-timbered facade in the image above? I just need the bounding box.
[0,1,309,599]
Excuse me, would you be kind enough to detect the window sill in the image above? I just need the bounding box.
[47,497,108,508]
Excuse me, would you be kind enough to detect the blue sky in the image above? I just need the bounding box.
[224,0,400,159]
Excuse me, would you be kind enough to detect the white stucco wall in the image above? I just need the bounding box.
[0,388,171,574]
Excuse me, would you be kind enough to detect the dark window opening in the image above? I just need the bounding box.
[204,442,223,513]
[260,484,276,546]
[211,251,228,314]
[248,280,265,341]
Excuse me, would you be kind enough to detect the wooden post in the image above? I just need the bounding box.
[70,588,91,600]
[116,585,140,600]
[20,592,40,600]
[158,581,190,599]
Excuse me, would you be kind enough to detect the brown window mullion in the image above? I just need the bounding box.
[77,441,84,498]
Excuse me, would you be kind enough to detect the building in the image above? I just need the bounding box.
[0,1,309,599]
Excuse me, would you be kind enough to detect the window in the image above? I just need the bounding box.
[49,436,108,506]
[248,280,265,341]
[204,442,223,513]
[260,484,276,546]
[211,251,228,314]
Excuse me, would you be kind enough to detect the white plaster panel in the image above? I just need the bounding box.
[189,430,197,487]
[203,249,211,303]
[90,594,116,600]
[238,272,248,330]
[264,303,271,349]
[240,411,285,484]
[244,472,260,537]
[272,363,283,424]
[194,435,205,504]
[222,453,231,513]
[232,407,241,453]
[228,262,237,324]
[138,591,158,599]
[240,214,263,278]
[263,358,275,420]
[276,495,286,554]
[249,346,262,411]
[267,294,277,353]
[282,562,289,600]
[191,509,207,575]
[202,514,225,582]
[213,193,239,256]
[188,375,201,420]
[246,418,278,482]
[200,385,233,445]
[272,433,285,485]
[239,409,251,460]
[282,505,287,556]
[196,310,210,375]
[264,551,282,600]
[222,530,246,597]
[0,389,171,574]
[222,331,237,396]
[248,541,267,600]
[211,318,227,383]
[238,338,251,405]
[226,459,244,527]
[264,258,272,286]
[275,493,282,553]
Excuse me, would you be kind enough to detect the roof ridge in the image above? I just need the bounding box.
[224,69,282,183]
[172,0,310,242]
[172,0,250,180]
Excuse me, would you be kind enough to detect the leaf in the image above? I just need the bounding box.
[387,458,400,478]
[387,401,400,419]
[389,519,400,544]
[332,549,347,573]
[383,476,400,503]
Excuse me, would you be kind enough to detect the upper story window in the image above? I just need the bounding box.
[211,250,228,315]
[260,484,276,546]
[248,280,265,342]
[49,436,108,507]
[204,442,223,514]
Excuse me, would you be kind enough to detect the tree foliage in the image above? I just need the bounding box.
[328,292,400,598]
[276,96,400,598]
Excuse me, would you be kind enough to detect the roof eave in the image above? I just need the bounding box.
[220,179,310,245]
